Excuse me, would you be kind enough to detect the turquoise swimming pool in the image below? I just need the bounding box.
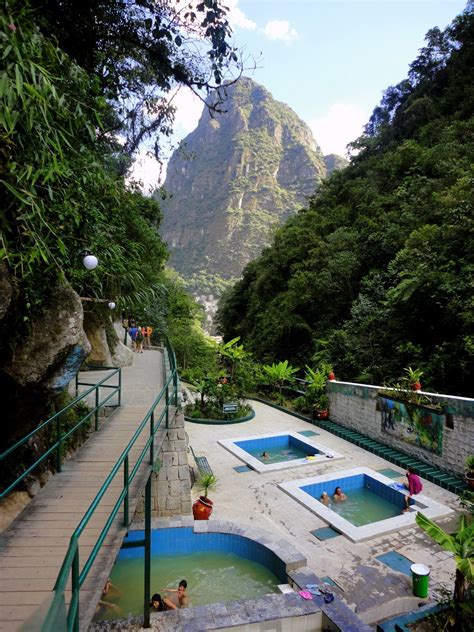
[93,527,285,621]
[219,432,344,472]
[279,467,453,541]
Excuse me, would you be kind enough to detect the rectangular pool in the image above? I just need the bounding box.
[218,432,344,472]
[279,467,453,541]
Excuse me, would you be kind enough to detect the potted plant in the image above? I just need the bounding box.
[314,394,330,420]
[192,473,218,520]
[465,455,474,490]
[404,366,424,392]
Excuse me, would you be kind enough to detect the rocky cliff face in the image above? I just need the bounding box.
[159,77,346,296]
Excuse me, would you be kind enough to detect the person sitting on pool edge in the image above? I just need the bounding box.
[320,491,331,506]
[403,466,423,510]
[261,451,270,459]
[163,579,189,610]
[333,487,347,502]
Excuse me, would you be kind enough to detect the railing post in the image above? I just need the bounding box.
[117,368,122,407]
[56,415,62,473]
[124,456,129,529]
[165,387,169,429]
[150,412,154,465]
[72,545,80,632]
[173,371,178,406]
[143,474,152,629]
[95,387,99,431]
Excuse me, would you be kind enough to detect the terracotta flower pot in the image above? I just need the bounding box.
[192,496,214,520]
[328,371,336,381]
[313,409,329,420]
[465,472,474,491]
[411,381,422,391]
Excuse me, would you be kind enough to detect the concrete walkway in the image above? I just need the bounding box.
[185,400,461,626]
[0,349,164,632]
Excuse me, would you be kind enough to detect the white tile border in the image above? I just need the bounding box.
[278,467,453,542]
[218,431,344,473]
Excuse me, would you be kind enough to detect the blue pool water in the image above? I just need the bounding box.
[235,434,320,464]
[301,474,407,526]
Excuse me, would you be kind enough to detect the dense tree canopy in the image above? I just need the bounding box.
[217,5,474,396]
[1,0,240,318]
[27,0,242,166]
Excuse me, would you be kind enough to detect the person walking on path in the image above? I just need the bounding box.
[135,326,144,353]
[129,324,139,351]
[143,325,152,349]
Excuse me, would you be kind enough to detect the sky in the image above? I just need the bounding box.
[130,0,467,190]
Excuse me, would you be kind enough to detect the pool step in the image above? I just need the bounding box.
[313,419,466,496]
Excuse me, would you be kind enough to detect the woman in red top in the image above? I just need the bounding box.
[404,466,422,509]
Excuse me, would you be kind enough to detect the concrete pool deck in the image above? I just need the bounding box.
[185,400,462,625]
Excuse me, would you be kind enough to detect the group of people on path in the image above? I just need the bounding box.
[124,320,154,353]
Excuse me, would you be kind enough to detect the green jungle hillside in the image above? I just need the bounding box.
[217,7,474,397]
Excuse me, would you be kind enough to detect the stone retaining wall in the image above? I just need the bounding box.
[327,381,474,476]
[154,410,192,516]
[134,409,192,519]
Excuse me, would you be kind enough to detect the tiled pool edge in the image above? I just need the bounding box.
[132,515,308,571]
[97,516,372,632]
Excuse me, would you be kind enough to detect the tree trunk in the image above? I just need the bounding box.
[453,568,465,603]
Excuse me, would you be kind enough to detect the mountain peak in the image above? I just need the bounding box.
[159,77,345,297]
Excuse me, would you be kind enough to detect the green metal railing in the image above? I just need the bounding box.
[0,367,121,500]
[41,338,179,631]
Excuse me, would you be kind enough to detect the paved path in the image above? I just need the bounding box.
[0,350,164,632]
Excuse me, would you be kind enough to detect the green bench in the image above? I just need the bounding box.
[190,446,213,477]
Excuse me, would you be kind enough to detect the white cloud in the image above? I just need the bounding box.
[226,0,257,31]
[309,103,369,157]
[263,20,298,43]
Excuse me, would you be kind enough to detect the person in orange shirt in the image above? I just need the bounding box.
[143,325,153,349]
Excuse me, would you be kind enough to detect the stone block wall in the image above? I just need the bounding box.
[327,381,474,476]
[134,409,192,519]
[154,410,192,516]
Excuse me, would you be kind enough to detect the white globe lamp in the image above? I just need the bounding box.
[108,302,116,310]
[82,253,98,270]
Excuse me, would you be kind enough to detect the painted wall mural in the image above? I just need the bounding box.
[379,397,444,455]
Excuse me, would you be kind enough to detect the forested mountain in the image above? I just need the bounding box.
[159,77,346,297]
[217,6,474,397]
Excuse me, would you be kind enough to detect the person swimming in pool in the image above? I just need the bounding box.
[150,593,167,612]
[320,491,331,506]
[163,579,189,610]
[261,451,270,459]
[333,487,347,502]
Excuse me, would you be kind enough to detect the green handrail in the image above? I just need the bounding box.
[0,367,121,499]
[41,337,179,631]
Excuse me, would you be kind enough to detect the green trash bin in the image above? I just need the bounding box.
[411,563,430,598]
